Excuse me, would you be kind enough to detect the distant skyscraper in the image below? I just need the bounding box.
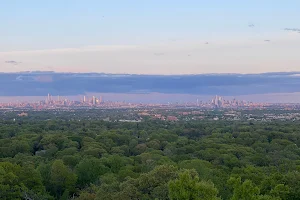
[99,96,102,104]
[83,96,86,103]
[47,93,51,104]
[211,95,223,107]
[92,96,96,105]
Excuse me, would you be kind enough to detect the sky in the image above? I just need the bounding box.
[1,0,300,74]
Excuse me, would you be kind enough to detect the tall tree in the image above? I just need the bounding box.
[168,169,220,200]
[49,160,77,198]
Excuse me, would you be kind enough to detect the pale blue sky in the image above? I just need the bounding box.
[1,0,300,74]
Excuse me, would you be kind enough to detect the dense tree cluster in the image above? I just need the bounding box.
[1,118,300,199]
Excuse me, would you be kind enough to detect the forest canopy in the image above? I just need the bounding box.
[1,118,300,199]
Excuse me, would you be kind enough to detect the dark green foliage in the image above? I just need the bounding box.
[0,117,300,199]
[75,158,109,187]
[168,169,220,200]
[48,160,77,198]
[0,162,50,200]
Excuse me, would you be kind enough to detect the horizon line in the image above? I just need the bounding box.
[1,70,300,76]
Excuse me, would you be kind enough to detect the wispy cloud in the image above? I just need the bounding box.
[284,28,300,33]
[5,60,22,65]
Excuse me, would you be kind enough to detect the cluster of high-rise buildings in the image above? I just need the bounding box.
[82,95,103,105]
[46,94,103,106]
[46,93,69,106]
[210,95,258,108]
[211,95,224,107]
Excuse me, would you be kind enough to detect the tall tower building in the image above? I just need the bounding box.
[211,95,222,107]
[47,93,51,104]
[99,96,102,104]
[83,96,86,103]
[92,96,96,105]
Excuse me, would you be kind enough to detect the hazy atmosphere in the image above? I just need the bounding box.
[1,0,300,74]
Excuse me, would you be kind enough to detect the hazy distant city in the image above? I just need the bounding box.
[4,94,300,124]
[1,93,300,111]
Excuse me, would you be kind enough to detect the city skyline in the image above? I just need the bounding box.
[2,90,300,104]
[0,93,295,105]
[0,93,273,111]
